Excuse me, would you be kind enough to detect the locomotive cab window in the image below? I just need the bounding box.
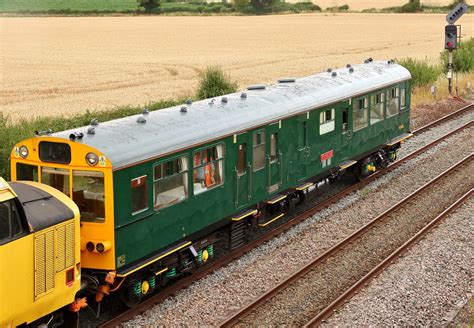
[353,97,369,131]
[0,199,24,244]
[319,108,335,135]
[387,86,399,117]
[16,163,38,182]
[131,176,148,214]
[41,167,70,197]
[72,171,105,223]
[370,92,385,125]
[154,156,188,210]
[193,144,224,195]
[253,130,266,171]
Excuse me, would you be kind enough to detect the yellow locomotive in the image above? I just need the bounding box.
[0,177,84,327]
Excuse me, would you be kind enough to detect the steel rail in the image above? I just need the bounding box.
[305,188,473,327]
[100,113,472,328]
[412,102,472,135]
[219,154,472,328]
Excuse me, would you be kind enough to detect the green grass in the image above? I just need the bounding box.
[196,66,238,99]
[0,0,139,12]
[0,0,322,14]
[0,99,183,180]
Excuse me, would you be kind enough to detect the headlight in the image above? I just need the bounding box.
[19,146,29,159]
[86,242,95,252]
[86,152,98,166]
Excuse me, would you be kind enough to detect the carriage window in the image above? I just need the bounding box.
[41,167,70,197]
[16,163,38,181]
[154,156,188,210]
[131,176,148,214]
[72,171,105,223]
[253,130,266,171]
[237,144,247,175]
[370,92,385,124]
[353,97,368,131]
[387,87,399,117]
[193,144,224,195]
[0,199,24,244]
[319,108,335,135]
[270,133,278,163]
[400,88,407,110]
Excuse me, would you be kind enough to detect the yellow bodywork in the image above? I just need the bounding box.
[0,180,81,326]
[11,137,116,271]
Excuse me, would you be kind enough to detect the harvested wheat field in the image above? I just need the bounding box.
[1,14,473,121]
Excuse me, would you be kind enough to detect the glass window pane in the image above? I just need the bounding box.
[41,167,70,197]
[253,130,266,171]
[131,176,148,214]
[193,146,224,195]
[401,89,406,108]
[0,201,11,241]
[237,143,246,175]
[270,134,277,162]
[16,163,38,181]
[73,171,105,223]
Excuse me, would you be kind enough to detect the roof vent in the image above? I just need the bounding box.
[87,127,96,135]
[278,78,296,83]
[90,118,99,126]
[346,64,352,68]
[349,67,354,73]
[387,59,395,64]
[221,97,228,103]
[241,92,247,99]
[209,99,216,105]
[142,108,150,115]
[364,57,373,64]
[180,106,188,113]
[247,85,266,91]
[331,72,337,77]
[136,116,146,124]
[69,132,84,141]
[327,68,332,73]
[186,98,193,105]
[34,129,53,136]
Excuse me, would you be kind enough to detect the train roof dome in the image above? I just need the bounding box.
[53,61,411,169]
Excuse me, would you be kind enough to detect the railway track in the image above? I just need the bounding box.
[220,154,473,327]
[99,103,472,327]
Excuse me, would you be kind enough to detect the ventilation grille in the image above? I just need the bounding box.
[34,231,55,299]
[56,222,75,272]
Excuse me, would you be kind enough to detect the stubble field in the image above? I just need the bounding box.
[1,13,473,122]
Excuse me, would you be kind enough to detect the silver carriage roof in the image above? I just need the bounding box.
[53,60,411,169]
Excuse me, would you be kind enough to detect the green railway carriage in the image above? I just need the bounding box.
[11,60,411,304]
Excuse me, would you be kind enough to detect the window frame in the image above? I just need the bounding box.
[0,198,25,245]
[131,175,149,215]
[353,96,369,131]
[319,108,336,135]
[153,155,189,211]
[192,143,225,195]
[252,129,266,172]
[369,91,385,125]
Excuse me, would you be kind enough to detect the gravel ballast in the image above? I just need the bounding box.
[234,158,473,326]
[124,115,473,327]
[324,198,473,326]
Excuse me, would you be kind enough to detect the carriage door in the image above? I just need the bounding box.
[267,123,281,194]
[296,114,310,180]
[234,133,249,209]
[341,104,352,149]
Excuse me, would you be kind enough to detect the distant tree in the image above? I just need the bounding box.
[400,0,422,12]
[250,0,277,12]
[137,0,160,12]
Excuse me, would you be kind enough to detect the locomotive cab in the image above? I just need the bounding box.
[0,177,83,327]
